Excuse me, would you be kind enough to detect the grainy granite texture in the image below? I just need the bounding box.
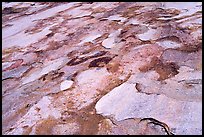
[2,2,202,135]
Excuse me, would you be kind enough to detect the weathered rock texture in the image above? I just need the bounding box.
[2,2,202,135]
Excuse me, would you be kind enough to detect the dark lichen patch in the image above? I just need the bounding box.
[67,51,108,66]
[5,127,15,133]
[90,51,107,58]
[88,57,113,68]
[51,72,65,80]
[46,32,55,37]
[106,62,120,73]
[135,83,142,92]
[139,56,179,81]
[67,57,88,66]
[155,62,179,81]
[2,7,29,15]
[67,50,78,57]
[39,70,65,81]
[94,33,109,43]
[119,24,149,39]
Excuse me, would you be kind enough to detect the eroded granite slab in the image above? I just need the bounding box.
[2,2,202,135]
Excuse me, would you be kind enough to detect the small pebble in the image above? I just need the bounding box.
[60,80,74,91]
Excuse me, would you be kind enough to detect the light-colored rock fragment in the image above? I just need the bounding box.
[78,33,102,45]
[60,80,74,91]
[102,37,116,49]
[106,15,127,23]
[125,18,141,25]
[156,40,182,49]
[137,28,160,41]
[95,81,202,135]
[102,29,122,49]
[72,68,111,110]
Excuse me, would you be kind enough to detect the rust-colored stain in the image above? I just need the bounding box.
[139,56,179,81]
[2,2,202,135]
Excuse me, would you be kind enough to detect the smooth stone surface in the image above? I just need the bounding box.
[60,80,74,91]
[137,28,160,41]
[102,37,116,49]
[156,40,182,49]
[78,33,102,45]
[106,14,127,22]
[21,57,68,85]
[95,81,202,135]
[2,2,202,135]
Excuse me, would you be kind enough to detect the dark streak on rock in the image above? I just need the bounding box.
[67,72,78,81]
[67,57,88,66]
[139,56,179,81]
[2,7,28,14]
[46,32,55,37]
[135,83,142,92]
[140,118,175,135]
[88,57,113,68]
[90,51,107,58]
[67,51,108,66]
[39,70,65,81]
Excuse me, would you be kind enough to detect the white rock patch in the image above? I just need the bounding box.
[106,14,127,23]
[78,33,102,45]
[95,73,202,135]
[60,80,74,91]
[102,29,122,49]
[156,40,182,49]
[138,28,160,41]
